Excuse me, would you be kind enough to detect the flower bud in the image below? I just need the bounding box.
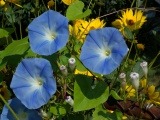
[65,96,74,106]
[68,58,76,70]
[130,72,139,90]
[146,103,153,110]
[60,65,68,76]
[37,109,48,118]
[140,61,148,78]
[119,73,126,90]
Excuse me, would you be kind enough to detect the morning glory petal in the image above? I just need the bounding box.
[28,10,69,55]
[80,27,128,74]
[1,98,42,120]
[10,58,57,109]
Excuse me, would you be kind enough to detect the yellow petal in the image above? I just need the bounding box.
[74,69,92,76]
[112,19,123,28]
[148,85,155,94]
[62,0,78,5]
[140,79,147,88]
[149,92,159,99]
[137,44,145,50]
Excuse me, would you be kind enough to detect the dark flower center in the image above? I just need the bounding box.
[127,19,135,26]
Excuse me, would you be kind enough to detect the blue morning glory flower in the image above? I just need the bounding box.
[28,10,69,55]
[80,27,128,74]
[1,98,42,120]
[10,58,57,109]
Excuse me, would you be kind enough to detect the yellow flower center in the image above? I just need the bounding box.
[105,49,111,56]
[50,33,56,40]
[38,80,43,85]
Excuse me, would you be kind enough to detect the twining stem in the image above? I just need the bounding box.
[0,94,19,120]
[87,0,93,9]
[131,0,136,8]
[149,50,160,69]
[121,40,134,72]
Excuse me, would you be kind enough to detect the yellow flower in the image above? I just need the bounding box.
[79,18,106,34]
[146,85,160,105]
[69,19,105,43]
[137,43,145,50]
[125,85,135,98]
[74,69,93,76]
[120,9,146,31]
[62,0,78,5]
[0,0,5,7]
[112,19,123,29]
[140,79,160,105]
[69,19,86,42]
[122,115,128,120]
[140,79,147,89]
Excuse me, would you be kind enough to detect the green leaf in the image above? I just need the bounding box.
[0,60,7,71]
[59,55,70,65]
[74,42,82,51]
[74,74,109,112]
[124,27,134,40]
[1,37,29,58]
[68,113,84,120]
[43,53,59,71]
[50,103,70,116]
[5,6,16,23]
[74,55,86,71]
[110,90,123,100]
[66,1,91,20]
[0,29,9,38]
[92,104,123,120]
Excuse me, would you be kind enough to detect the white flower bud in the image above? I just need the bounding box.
[38,109,48,118]
[146,103,153,110]
[65,96,74,106]
[119,73,126,90]
[140,61,148,78]
[68,58,76,70]
[130,72,139,90]
[60,65,68,76]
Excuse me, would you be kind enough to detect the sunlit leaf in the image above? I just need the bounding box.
[92,104,123,120]
[74,74,109,112]
[66,1,91,20]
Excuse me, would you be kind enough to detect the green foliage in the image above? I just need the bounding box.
[110,90,123,100]
[0,29,9,38]
[74,74,109,112]
[0,37,29,59]
[66,1,91,20]
[50,102,70,117]
[92,104,123,120]
[124,27,134,40]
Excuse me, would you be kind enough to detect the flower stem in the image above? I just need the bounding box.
[149,50,160,69]
[0,95,19,120]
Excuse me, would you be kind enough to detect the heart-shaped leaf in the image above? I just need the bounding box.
[92,104,123,120]
[66,1,91,20]
[74,74,109,112]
